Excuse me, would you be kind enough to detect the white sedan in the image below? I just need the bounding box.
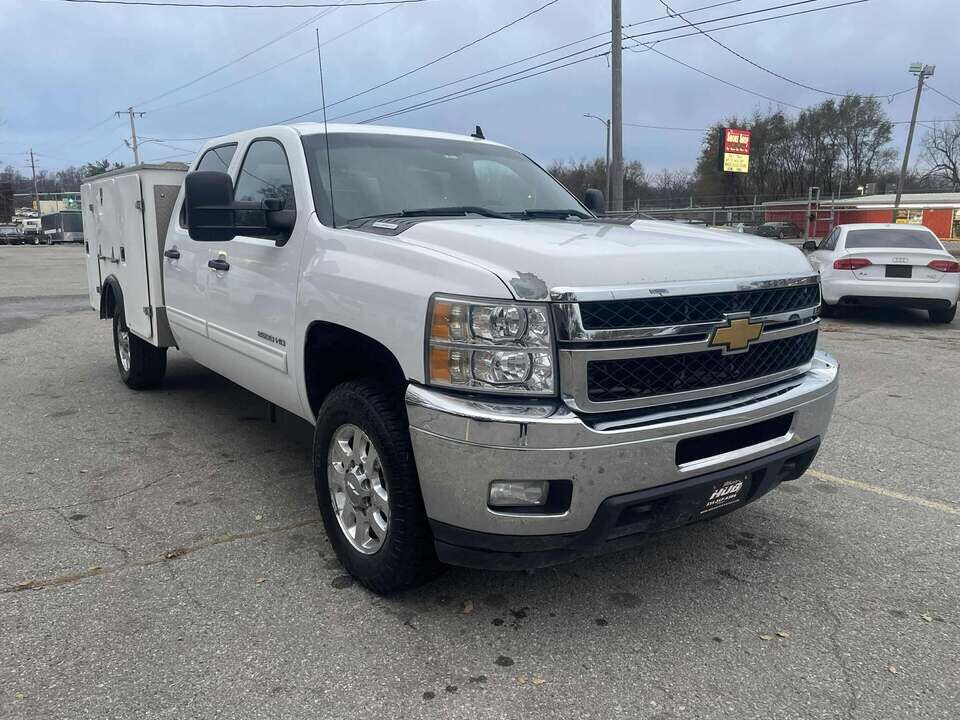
[804,223,959,323]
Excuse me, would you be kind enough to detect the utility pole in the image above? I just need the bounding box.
[584,114,611,208]
[610,0,623,213]
[29,149,40,216]
[115,106,145,165]
[892,63,935,222]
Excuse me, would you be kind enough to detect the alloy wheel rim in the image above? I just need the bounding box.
[117,325,131,373]
[327,424,389,554]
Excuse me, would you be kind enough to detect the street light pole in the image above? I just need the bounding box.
[892,63,934,222]
[584,113,611,210]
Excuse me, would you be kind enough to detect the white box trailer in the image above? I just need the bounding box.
[80,163,187,348]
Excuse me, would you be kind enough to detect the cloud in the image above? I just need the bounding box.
[1,0,956,174]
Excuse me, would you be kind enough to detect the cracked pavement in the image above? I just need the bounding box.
[1,245,958,719]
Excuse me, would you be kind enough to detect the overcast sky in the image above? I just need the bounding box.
[1,0,958,177]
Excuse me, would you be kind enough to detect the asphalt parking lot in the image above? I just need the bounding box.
[2,245,958,719]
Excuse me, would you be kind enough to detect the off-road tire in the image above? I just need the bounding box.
[113,308,167,389]
[929,305,956,324]
[314,380,442,594]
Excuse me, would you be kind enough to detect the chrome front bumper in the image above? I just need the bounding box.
[406,351,838,537]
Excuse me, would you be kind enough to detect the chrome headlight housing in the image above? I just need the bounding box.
[426,295,555,395]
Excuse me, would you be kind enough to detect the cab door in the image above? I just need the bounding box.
[163,144,238,360]
[200,134,307,417]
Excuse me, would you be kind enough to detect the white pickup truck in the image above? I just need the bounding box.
[81,123,838,593]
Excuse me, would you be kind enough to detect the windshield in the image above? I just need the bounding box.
[845,228,942,250]
[301,132,587,225]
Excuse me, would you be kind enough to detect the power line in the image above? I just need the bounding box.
[928,86,960,109]
[134,2,345,108]
[360,0,876,123]
[632,41,802,109]
[147,4,401,113]
[358,52,608,124]
[321,0,871,124]
[32,0,805,155]
[624,122,707,131]
[653,0,911,101]
[622,1,907,111]
[304,0,875,125]
[299,0,758,124]
[279,0,563,122]
[51,0,427,8]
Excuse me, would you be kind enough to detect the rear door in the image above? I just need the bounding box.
[163,143,238,358]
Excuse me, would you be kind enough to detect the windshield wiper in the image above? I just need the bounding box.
[346,206,510,224]
[513,208,590,220]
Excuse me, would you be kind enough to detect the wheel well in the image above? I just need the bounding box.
[304,322,407,418]
[99,277,122,320]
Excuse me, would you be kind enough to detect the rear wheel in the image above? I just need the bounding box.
[929,305,957,324]
[819,301,838,318]
[112,307,167,389]
[314,380,441,594]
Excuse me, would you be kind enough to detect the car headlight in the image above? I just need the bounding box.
[427,295,555,395]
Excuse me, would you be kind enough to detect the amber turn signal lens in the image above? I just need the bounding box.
[430,300,452,340]
[429,346,451,382]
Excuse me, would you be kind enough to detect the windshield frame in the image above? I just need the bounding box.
[301,131,592,228]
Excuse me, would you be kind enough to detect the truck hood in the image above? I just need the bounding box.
[396,218,815,300]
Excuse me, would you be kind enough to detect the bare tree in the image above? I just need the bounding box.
[920,117,960,191]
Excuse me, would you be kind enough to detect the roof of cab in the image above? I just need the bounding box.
[201,122,510,149]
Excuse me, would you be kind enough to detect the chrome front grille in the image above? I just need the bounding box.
[587,330,818,403]
[579,283,820,330]
[553,275,821,414]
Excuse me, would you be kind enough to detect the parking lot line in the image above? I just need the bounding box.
[808,469,960,516]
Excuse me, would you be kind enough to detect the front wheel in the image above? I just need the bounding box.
[314,380,441,594]
[929,305,957,324]
[113,308,167,389]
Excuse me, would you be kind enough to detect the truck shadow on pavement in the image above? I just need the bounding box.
[156,353,815,627]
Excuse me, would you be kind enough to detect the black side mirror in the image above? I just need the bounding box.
[802,240,818,251]
[185,171,239,243]
[186,171,294,244]
[584,188,605,215]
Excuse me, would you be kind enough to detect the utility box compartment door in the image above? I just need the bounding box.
[112,175,153,339]
[80,183,101,312]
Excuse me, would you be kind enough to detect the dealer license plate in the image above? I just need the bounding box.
[700,474,751,515]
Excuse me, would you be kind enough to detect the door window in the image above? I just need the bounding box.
[234,140,296,210]
[820,228,839,251]
[179,144,238,227]
[197,144,237,172]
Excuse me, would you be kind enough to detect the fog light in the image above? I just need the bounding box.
[488,481,550,507]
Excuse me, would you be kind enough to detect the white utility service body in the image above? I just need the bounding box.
[81,123,838,593]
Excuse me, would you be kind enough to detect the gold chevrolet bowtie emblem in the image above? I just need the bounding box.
[709,314,764,354]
